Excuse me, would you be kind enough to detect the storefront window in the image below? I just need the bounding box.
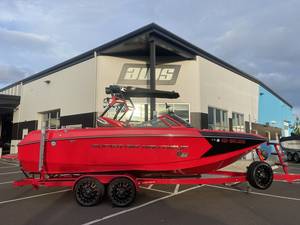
[232,112,245,132]
[208,106,228,130]
[42,110,60,129]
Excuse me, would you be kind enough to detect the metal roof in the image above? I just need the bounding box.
[0,94,20,114]
[0,23,292,108]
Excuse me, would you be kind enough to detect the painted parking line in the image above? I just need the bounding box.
[0,181,13,185]
[287,166,300,170]
[0,161,19,166]
[206,184,300,201]
[0,189,71,205]
[0,165,18,169]
[0,171,22,175]
[140,186,173,195]
[174,184,180,193]
[147,184,154,189]
[274,180,300,184]
[82,185,203,225]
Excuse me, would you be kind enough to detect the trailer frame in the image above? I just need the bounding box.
[13,142,300,206]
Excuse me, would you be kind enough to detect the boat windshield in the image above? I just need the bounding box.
[168,112,193,128]
[133,113,193,128]
[134,118,169,128]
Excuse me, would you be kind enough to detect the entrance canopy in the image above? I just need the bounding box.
[0,94,20,115]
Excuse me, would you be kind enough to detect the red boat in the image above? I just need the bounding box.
[14,86,300,207]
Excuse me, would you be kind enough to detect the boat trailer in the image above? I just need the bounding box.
[14,141,300,207]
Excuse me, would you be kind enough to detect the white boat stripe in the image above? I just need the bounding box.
[82,185,203,225]
[0,189,71,205]
[206,184,300,201]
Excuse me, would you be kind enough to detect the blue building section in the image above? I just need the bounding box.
[258,86,293,136]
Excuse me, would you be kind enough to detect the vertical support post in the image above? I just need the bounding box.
[38,123,46,172]
[93,51,98,128]
[144,104,149,121]
[149,39,156,119]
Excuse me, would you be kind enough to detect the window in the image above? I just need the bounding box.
[157,103,190,122]
[232,112,245,132]
[208,107,228,130]
[42,110,60,129]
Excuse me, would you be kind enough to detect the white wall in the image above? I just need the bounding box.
[199,56,259,123]
[14,58,97,124]
[96,55,201,114]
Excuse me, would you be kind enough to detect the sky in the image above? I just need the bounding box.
[0,0,299,116]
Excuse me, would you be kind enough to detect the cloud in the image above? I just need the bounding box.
[0,27,51,51]
[0,0,299,116]
[0,64,29,86]
[205,1,300,115]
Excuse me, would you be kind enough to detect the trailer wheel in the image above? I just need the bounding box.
[287,152,293,161]
[74,177,105,207]
[247,161,273,190]
[108,177,136,207]
[294,152,300,163]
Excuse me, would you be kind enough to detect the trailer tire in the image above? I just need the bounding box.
[247,161,273,190]
[74,177,105,207]
[294,152,300,163]
[108,177,136,207]
[287,152,293,161]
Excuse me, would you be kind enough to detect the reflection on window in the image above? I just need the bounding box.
[157,103,190,122]
[131,104,146,122]
[208,107,228,130]
[232,112,244,132]
[42,110,60,129]
[163,117,180,127]
[103,102,190,124]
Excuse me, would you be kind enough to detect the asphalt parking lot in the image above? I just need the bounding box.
[0,158,300,225]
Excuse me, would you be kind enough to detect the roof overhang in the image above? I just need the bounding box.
[99,31,197,60]
[0,94,20,115]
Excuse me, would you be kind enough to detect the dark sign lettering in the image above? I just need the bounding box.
[117,64,181,85]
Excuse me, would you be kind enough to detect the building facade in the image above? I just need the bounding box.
[0,24,293,154]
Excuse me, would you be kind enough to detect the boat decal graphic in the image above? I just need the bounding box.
[202,137,264,157]
[91,144,189,151]
[18,134,200,146]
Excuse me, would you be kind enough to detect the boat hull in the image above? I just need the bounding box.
[18,128,266,175]
[280,136,300,153]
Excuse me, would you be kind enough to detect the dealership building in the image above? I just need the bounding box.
[0,23,293,154]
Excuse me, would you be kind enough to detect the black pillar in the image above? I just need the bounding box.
[149,40,156,119]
